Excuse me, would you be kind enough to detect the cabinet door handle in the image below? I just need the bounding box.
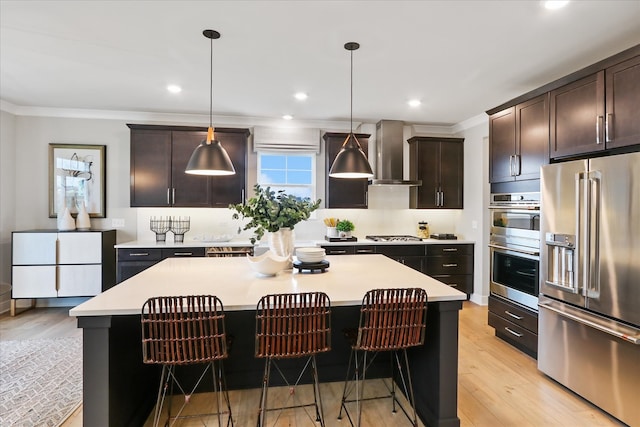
[596,116,604,144]
[514,154,521,176]
[356,249,374,254]
[440,191,444,207]
[443,263,458,267]
[448,284,458,287]
[129,252,150,257]
[241,188,245,202]
[173,252,193,256]
[331,250,347,254]
[605,113,613,142]
[435,189,439,206]
[509,155,514,176]
[442,248,458,252]
[504,327,523,338]
[172,188,176,204]
[167,188,170,205]
[504,310,524,320]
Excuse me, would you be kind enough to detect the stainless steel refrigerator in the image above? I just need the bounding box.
[538,151,640,427]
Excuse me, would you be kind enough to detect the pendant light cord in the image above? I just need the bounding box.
[350,48,353,133]
[209,36,213,129]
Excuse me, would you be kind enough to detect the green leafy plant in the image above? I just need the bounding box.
[336,219,355,232]
[230,184,321,244]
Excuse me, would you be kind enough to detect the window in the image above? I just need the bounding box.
[258,153,315,199]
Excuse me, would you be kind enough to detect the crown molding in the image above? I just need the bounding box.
[0,99,487,132]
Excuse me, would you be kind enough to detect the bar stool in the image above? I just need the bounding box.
[141,295,233,427]
[255,292,331,427]
[338,288,428,427]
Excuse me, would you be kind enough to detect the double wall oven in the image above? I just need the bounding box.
[489,192,540,311]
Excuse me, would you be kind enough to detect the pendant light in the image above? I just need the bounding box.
[185,29,235,176]
[328,42,374,179]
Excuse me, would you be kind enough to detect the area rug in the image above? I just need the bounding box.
[0,336,82,427]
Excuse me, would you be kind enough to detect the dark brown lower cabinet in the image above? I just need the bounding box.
[488,294,538,358]
[116,247,205,283]
[321,243,474,296]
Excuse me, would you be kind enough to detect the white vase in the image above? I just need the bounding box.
[267,227,295,266]
[58,207,76,231]
[76,203,91,230]
[326,227,338,238]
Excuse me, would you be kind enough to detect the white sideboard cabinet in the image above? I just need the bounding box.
[11,230,116,312]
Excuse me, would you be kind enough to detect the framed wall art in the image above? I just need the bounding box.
[49,144,106,218]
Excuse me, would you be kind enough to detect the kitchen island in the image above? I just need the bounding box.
[70,254,466,427]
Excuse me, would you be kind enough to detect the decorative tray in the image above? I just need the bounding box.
[293,260,330,273]
[324,236,357,242]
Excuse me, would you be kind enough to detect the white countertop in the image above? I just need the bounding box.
[115,237,475,249]
[70,255,466,317]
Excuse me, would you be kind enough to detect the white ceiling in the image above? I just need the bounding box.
[1,0,639,126]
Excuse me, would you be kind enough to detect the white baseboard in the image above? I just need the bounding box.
[469,293,488,306]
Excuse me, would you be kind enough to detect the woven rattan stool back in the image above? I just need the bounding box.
[255,292,331,359]
[141,295,228,365]
[356,288,427,351]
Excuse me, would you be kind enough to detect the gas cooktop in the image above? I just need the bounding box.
[365,235,423,242]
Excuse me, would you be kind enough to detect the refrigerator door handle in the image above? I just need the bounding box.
[539,300,640,345]
[588,172,601,298]
[576,172,588,297]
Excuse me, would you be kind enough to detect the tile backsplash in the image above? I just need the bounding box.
[134,186,462,243]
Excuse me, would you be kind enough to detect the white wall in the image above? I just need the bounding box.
[455,122,490,304]
[0,110,17,312]
[4,111,489,311]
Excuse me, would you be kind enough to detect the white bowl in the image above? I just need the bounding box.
[296,247,326,263]
[246,250,290,276]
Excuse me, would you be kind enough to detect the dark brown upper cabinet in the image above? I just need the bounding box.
[550,54,640,158]
[323,132,370,209]
[550,72,605,159]
[128,124,248,208]
[605,55,640,150]
[408,137,464,209]
[489,94,549,184]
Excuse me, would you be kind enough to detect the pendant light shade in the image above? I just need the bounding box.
[185,29,235,176]
[329,42,373,179]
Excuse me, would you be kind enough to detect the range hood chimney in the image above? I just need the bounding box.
[369,120,422,186]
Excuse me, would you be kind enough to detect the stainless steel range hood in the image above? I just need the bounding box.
[369,120,422,186]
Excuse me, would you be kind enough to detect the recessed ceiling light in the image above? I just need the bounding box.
[408,99,421,107]
[282,114,293,120]
[167,84,182,94]
[544,0,569,10]
[294,92,308,100]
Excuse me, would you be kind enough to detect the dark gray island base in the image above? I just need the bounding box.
[78,300,462,427]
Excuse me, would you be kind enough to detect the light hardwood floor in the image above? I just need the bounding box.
[0,302,624,426]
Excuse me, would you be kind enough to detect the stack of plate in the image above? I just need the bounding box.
[295,247,326,264]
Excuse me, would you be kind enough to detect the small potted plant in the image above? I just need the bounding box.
[336,219,355,238]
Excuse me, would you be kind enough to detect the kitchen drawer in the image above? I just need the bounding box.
[426,244,473,256]
[424,254,472,275]
[375,245,425,257]
[489,295,538,333]
[431,274,473,294]
[488,311,538,357]
[161,248,206,258]
[322,246,355,255]
[353,245,376,254]
[117,248,162,261]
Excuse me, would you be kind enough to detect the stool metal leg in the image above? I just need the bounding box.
[153,365,169,427]
[310,355,325,427]
[402,349,418,427]
[338,347,355,422]
[257,357,271,427]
